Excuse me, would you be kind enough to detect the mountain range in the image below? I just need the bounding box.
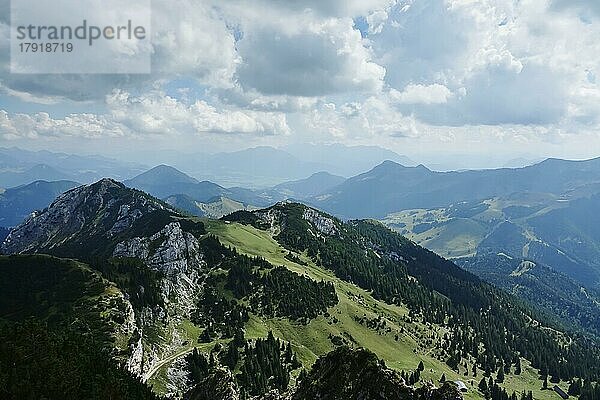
[3,150,600,360]
[119,145,413,188]
[0,147,146,187]
[312,157,600,219]
[3,178,597,399]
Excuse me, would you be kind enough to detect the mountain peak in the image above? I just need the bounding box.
[92,177,124,188]
[379,159,402,167]
[1,178,171,255]
[126,165,199,186]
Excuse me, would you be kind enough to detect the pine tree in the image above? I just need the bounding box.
[568,379,582,396]
[479,377,489,394]
[514,358,521,375]
[497,366,505,383]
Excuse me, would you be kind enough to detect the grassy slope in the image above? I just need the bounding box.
[382,209,491,259]
[200,220,561,400]
[0,254,132,352]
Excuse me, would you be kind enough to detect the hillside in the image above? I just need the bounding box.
[0,180,79,227]
[165,194,256,219]
[273,171,345,199]
[383,193,600,294]
[125,165,270,206]
[457,254,600,337]
[223,204,600,383]
[2,182,599,399]
[0,254,159,400]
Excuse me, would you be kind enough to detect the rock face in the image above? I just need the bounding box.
[302,208,339,236]
[114,222,203,276]
[0,178,208,387]
[113,222,207,378]
[114,221,206,317]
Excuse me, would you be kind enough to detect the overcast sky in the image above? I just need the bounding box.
[1,0,599,167]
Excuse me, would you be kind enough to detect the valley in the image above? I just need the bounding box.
[3,179,596,399]
[2,153,600,400]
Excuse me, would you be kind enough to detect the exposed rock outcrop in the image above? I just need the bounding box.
[302,208,339,236]
[113,221,207,378]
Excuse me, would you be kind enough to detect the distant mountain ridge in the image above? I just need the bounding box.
[0,147,146,187]
[125,165,346,213]
[126,144,412,187]
[273,171,345,198]
[124,165,270,206]
[0,164,72,188]
[314,157,600,218]
[0,180,79,227]
[282,143,415,176]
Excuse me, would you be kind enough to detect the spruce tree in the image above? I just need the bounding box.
[497,366,505,383]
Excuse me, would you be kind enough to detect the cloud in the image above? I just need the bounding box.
[369,0,598,127]
[0,90,291,140]
[106,90,291,136]
[0,110,126,139]
[300,96,417,139]
[371,0,472,88]
[0,0,239,101]
[390,84,453,104]
[235,16,385,96]
[549,0,600,18]
[0,84,63,105]
[224,0,395,18]
[452,64,567,125]
[399,63,568,126]
[1,0,600,158]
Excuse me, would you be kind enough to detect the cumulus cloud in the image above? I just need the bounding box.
[390,84,453,104]
[301,96,417,139]
[0,90,291,140]
[1,0,600,154]
[0,0,239,101]
[370,0,599,127]
[372,0,472,88]
[0,110,126,139]
[106,90,291,136]
[235,15,385,96]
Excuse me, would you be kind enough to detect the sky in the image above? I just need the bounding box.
[0,0,599,168]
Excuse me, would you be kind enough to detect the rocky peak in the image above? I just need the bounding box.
[1,178,169,255]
